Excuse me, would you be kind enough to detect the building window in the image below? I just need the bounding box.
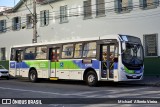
[144,34,158,56]
[140,0,159,9]
[26,14,32,29]
[12,17,21,30]
[60,5,68,23]
[115,0,133,13]
[0,48,6,60]
[96,0,105,17]
[84,0,92,19]
[40,10,49,27]
[0,20,6,33]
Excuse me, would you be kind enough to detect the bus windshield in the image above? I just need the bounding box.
[122,43,143,66]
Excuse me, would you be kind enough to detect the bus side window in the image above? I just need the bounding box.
[10,48,15,61]
[62,44,74,58]
[15,50,23,62]
[83,42,96,58]
[35,46,47,59]
[24,47,36,60]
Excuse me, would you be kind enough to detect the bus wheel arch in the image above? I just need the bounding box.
[83,68,98,87]
[28,67,38,82]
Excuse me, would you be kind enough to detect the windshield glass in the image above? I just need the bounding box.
[122,43,143,65]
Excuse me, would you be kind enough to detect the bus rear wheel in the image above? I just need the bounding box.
[29,70,38,82]
[86,71,98,87]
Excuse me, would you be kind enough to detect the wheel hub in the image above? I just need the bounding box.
[88,75,95,83]
[30,73,35,80]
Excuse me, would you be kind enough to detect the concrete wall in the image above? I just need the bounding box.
[0,0,160,60]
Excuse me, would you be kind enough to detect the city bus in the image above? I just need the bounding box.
[9,34,144,86]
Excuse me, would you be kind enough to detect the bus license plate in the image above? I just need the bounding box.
[132,75,137,78]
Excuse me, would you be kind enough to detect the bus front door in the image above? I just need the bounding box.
[101,45,115,80]
[49,48,60,78]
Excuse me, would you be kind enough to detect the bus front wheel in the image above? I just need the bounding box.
[86,71,98,87]
[29,70,38,82]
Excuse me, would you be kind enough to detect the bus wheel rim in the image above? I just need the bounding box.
[88,75,95,83]
[31,73,35,80]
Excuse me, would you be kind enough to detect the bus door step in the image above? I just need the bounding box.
[50,77,58,80]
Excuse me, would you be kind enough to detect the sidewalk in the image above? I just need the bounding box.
[123,76,160,86]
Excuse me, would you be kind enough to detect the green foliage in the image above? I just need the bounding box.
[0,60,9,70]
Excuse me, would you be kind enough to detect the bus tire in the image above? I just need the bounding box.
[29,69,38,82]
[86,71,98,87]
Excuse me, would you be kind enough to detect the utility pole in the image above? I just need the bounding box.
[33,0,37,43]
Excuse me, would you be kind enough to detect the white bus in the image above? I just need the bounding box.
[9,34,144,86]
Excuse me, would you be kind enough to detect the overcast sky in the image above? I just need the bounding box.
[0,0,20,7]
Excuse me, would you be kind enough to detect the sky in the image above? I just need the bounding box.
[0,0,20,7]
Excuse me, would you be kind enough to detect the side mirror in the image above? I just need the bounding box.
[122,42,126,51]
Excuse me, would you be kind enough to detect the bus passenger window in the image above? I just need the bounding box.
[35,46,47,59]
[83,42,96,58]
[62,44,73,58]
[74,43,82,58]
[24,47,36,60]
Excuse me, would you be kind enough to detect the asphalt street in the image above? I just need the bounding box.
[0,79,160,107]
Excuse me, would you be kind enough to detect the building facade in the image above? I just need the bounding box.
[0,0,159,60]
[0,6,12,12]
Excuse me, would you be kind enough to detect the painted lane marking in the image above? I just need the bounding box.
[0,86,152,98]
[0,86,86,97]
[0,87,107,97]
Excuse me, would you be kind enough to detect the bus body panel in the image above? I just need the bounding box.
[51,59,100,80]
[10,60,50,78]
[9,58,143,81]
[9,61,17,77]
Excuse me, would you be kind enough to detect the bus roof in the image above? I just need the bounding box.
[12,34,121,48]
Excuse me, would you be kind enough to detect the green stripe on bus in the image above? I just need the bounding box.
[25,60,49,69]
[124,66,134,74]
[51,60,80,69]
[24,60,80,69]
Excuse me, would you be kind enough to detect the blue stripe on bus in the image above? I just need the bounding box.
[73,60,100,69]
[10,62,29,69]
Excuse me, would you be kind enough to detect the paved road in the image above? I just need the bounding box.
[0,79,159,107]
